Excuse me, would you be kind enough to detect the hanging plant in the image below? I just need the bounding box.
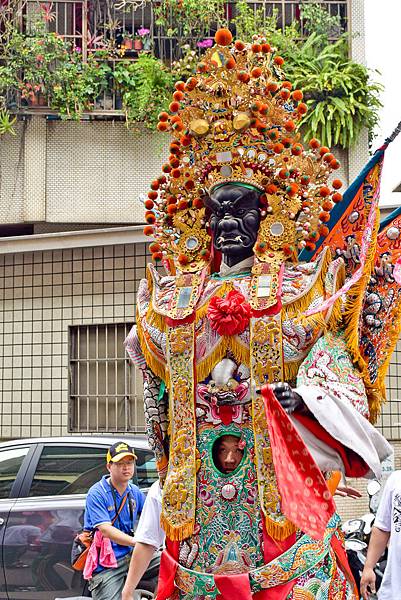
[281,35,383,148]
[113,54,174,129]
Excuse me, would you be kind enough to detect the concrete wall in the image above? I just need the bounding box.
[0,240,148,438]
[0,118,169,226]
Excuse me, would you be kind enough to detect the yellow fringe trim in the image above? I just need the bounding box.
[160,514,194,541]
[136,316,169,387]
[146,306,167,333]
[326,296,343,333]
[196,336,250,382]
[284,359,303,386]
[265,516,297,541]
[196,338,230,383]
[146,264,154,292]
[343,206,380,422]
[284,246,332,331]
[229,336,250,366]
[326,261,346,333]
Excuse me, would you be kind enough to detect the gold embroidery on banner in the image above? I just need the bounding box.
[250,312,296,540]
[161,323,196,540]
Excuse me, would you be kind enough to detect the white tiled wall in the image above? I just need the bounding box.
[0,243,148,439]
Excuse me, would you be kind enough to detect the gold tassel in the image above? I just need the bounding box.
[265,516,297,541]
[146,264,154,292]
[369,298,401,422]
[326,261,346,332]
[284,359,303,385]
[283,248,332,328]
[160,514,194,541]
[146,304,167,332]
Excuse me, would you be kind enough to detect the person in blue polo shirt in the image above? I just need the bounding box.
[84,441,145,600]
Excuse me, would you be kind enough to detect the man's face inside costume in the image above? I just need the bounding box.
[213,435,244,474]
[205,184,261,267]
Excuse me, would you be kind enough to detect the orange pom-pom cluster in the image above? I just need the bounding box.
[214,28,232,46]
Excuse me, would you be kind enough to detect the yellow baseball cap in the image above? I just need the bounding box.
[106,441,137,463]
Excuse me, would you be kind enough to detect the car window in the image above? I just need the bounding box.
[135,449,157,489]
[29,446,108,497]
[0,447,30,499]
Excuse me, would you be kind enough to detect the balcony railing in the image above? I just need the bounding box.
[2,0,350,117]
[25,0,348,61]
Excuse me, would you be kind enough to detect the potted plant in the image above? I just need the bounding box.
[171,44,198,80]
[133,34,143,51]
[5,20,67,108]
[154,0,226,45]
[121,33,134,50]
[137,28,152,52]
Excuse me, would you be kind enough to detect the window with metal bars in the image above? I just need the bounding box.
[377,338,401,441]
[68,322,145,433]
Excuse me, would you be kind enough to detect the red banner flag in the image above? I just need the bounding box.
[261,384,335,540]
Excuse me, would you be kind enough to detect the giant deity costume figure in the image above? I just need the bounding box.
[125,29,401,599]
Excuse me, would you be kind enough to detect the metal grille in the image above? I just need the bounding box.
[69,322,145,433]
[377,338,401,440]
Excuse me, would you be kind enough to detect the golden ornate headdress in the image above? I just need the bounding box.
[143,28,343,273]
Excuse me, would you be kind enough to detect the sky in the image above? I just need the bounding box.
[365,0,401,207]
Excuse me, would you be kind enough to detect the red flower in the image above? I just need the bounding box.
[207,290,251,336]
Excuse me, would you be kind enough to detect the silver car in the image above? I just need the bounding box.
[0,436,158,600]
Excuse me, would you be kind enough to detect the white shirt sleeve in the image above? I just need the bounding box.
[374,473,394,532]
[133,481,165,549]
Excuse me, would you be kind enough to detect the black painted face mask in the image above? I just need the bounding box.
[205,183,262,267]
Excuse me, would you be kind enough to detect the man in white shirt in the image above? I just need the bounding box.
[121,435,245,600]
[361,470,401,600]
[121,480,163,600]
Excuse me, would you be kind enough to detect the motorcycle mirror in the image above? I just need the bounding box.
[345,539,367,551]
[367,480,381,497]
[342,519,364,534]
[361,513,375,535]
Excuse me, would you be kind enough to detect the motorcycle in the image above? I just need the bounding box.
[342,480,387,598]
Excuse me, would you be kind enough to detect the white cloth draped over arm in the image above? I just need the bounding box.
[292,330,392,478]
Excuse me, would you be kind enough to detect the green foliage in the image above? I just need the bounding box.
[300,1,342,38]
[0,1,382,146]
[280,34,383,147]
[154,0,226,43]
[4,21,67,102]
[232,2,382,148]
[49,52,111,120]
[171,44,198,81]
[0,109,17,136]
[232,0,265,42]
[1,17,111,122]
[114,54,174,129]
